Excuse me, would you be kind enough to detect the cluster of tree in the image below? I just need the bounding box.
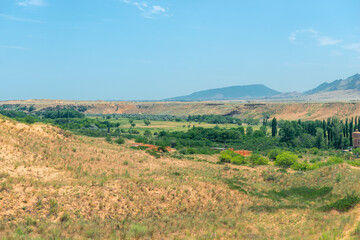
[139,126,280,153]
[95,113,247,125]
[219,150,269,165]
[91,114,186,122]
[270,117,359,149]
[38,109,85,119]
[0,104,31,111]
[187,115,243,125]
[2,108,360,152]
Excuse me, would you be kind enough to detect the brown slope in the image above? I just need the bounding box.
[2,100,360,120]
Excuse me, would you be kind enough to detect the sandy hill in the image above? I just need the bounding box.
[1,116,360,239]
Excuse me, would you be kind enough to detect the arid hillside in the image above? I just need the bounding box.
[2,100,360,120]
[2,115,360,239]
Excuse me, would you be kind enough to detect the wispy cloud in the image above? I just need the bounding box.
[0,45,30,50]
[289,29,341,46]
[344,43,360,53]
[17,0,46,7]
[151,5,165,14]
[122,0,168,18]
[0,13,43,23]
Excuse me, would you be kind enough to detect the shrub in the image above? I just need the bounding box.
[267,149,282,160]
[275,151,298,168]
[219,150,235,163]
[307,163,320,170]
[249,154,269,165]
[115,137,125,145]
[230,155,247,165]
[347,160,360,167]
[135,136,148,144]
[327,156,344,165]
[219,150,247,165]
[291,161,310,171]
[320,192,360,212]
[146,149,160,159]
[352,148,360,155]
[317,156,344,167]
[309,147,319,155]
[310,157,321,163]
[60,212,70,223]
[187,148,196,154]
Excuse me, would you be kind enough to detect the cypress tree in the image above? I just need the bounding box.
[322,120,327,139]
[327,118,331,144]
[356,116,358,131]
[350,117,354,146]
[271,117,277,137]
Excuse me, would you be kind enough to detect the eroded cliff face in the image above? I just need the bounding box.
[1,100,359,120]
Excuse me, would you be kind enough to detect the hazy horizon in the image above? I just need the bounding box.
[1,0,360,100]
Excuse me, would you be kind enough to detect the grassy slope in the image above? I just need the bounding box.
[1,117,360,239]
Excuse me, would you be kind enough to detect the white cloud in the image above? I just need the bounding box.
[289,29,340,46]
[0,13,43,23]
[317,36,341,46]
[151,5,165,14]
[17,0,46,7]
[122,0,168,18]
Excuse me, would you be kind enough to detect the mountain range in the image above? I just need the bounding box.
[166,74,360,101]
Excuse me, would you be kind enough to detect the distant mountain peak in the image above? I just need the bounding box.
[165,84,281,101]
[305,73,360,95]
[165,74,360,101]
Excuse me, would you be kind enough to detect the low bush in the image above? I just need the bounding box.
[219,150,247,165]
[310,157,321,163]
[249,154,269,165]
[347,160,360,167]
[267,149,282,160]
[291,161,310,171]
[115,137,125,145]
[275,151,298,168]
[219,150,238,163]
[230,155,247,165]
[320,191,360,212]
[317,156,344,167]
[309,147,319,155]
[146,149,161,159]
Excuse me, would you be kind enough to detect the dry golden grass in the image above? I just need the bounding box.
[1,116,360,239]
[4,99,360,120]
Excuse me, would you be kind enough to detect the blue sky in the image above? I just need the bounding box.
[1,0,359,100]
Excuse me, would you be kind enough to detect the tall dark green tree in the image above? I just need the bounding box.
[322,120,327,139]
[271,117,277,137]
[327,118,331,144]
[350,117,354,146]
[355,116,358,131]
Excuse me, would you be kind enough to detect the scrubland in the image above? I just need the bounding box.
[1,116,360,239]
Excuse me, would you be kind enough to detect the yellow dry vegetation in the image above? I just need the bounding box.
[1,116,360,239]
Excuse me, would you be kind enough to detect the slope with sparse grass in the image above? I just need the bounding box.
[1,115,360,239]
